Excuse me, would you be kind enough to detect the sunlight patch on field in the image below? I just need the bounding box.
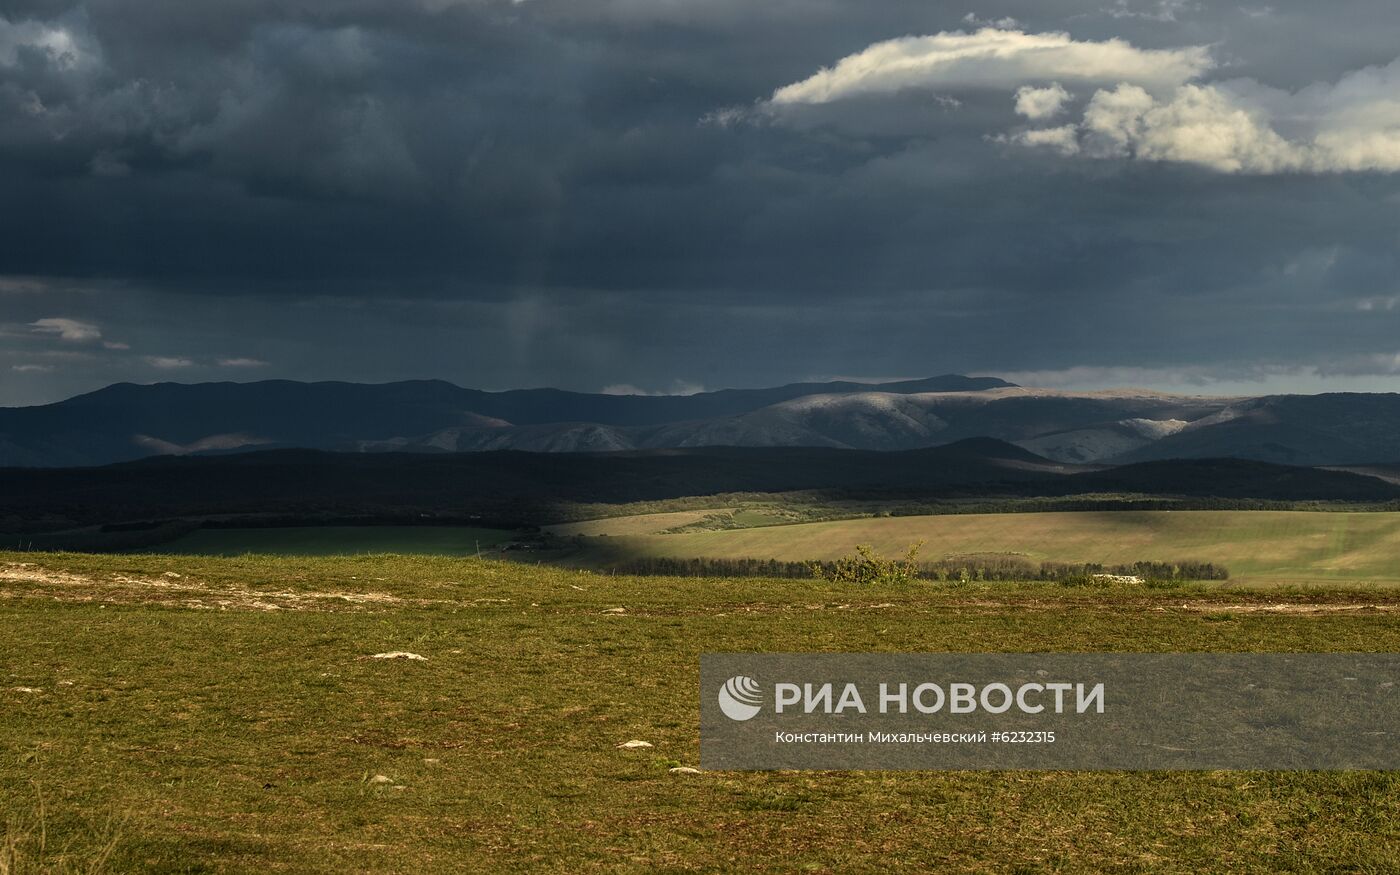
[584,510,1400,585]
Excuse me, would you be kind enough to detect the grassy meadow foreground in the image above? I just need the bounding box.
[3,551,1400,873]
[148,526,518,558]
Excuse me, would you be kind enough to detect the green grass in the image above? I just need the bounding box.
[149,526,518,557]
[564,509,1400,586]
[1,550,1399,872]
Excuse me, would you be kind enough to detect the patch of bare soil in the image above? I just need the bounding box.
[1175,602,1400,615]
[0,562,432,612]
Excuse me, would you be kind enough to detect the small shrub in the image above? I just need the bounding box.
[606,554,1228,583]
[1055,574,1103,588]
[809,541,924,585]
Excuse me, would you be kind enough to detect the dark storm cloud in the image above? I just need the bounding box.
[4,0,1400,404]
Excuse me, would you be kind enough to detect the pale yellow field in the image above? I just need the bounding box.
[580,510,1400,586]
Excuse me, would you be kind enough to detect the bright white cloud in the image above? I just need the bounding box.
[1017,58,1400,173]
[1007,124,1081,155]
[1037,82,1298,171]
[763,24,1400,175]
[1077,82,1155,156]
[31,317,101,342]
[769,28,1212,105]
[1014,83,1071,120]
[1090,83,1301,172]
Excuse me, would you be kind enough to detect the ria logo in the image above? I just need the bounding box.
[718,675,763,721]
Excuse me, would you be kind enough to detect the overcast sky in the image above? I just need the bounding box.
[3,1,1400,405]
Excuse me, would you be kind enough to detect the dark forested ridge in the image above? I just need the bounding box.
[4,439,1398,532]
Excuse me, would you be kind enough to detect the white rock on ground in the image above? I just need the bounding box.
[616,740,653,749]
[668,767,702,775]
[367,652,428,661]
[368,774,394,784]
[1090,574,1143,585]
[602,607,627,614]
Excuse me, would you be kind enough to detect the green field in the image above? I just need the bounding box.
[3,550,1400,872]
[151,526,518,557]
[565,509,1400,586]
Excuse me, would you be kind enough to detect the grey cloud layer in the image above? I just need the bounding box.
[2,0,1400,404]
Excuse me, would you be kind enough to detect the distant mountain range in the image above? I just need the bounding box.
[4,375,1400,468]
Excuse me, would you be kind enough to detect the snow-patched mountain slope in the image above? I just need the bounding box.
[366,388,1233,460]
[1115,393,1400,466]
[16,377,1400,467]
[714,392,951,450]
[652,388,1225,455]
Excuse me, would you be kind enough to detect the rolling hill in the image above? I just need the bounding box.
[1115,394,1400,466]
[3,440,1398,533]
